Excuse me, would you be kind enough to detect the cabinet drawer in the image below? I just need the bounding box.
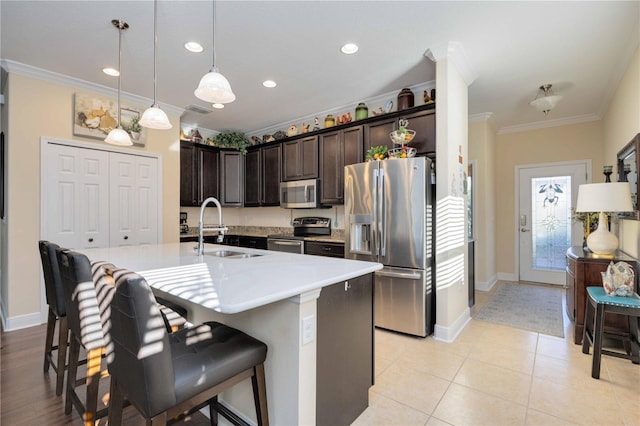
[305,241,345,258]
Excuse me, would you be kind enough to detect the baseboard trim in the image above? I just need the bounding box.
[433,307,471,343]
[497,272,517,283]
[476,275,498,292]
[1,310,43,332]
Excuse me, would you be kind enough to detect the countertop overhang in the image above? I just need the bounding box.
[79,242,380,314]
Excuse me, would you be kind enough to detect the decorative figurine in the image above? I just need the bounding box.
[301,122,310,133]
[312,117,320,131]
[424,90,434,104]
[286,124,298,137]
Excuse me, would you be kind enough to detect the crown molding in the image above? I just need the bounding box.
[425,41,477,86]
[497,113,601,135]
[469,112,494,123]
[0,59,184,117]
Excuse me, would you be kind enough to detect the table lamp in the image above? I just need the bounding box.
[575,182,633,255]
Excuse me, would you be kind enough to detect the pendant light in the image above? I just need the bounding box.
[529,84,563,116]
[140,0,172,129]
[105,19,133,146]
[194,0,236,104]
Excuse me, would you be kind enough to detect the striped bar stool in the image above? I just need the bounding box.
[582,286,640,379]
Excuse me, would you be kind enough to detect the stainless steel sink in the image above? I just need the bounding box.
[204,250,263,259]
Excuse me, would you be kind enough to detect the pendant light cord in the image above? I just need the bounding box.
[211,0,216,70]
[117,22,123,128]
[152,0,158,106]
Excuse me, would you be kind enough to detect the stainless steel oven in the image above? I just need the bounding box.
[267,217,332,254]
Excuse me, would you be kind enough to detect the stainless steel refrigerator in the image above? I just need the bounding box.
[344,157,435,337]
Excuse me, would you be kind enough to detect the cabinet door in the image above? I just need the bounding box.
[364,117,396,152]
[109,153,159,246]
[319,131,342,204]
[343,125,363,166]
[180,142,197,206]
[244,148,261,207]
[402,110,435,155]
[261,144,281,205]
[300,136,319,179]
[317,274,373,426]
[220,151,244,206]
[282,136,318,181]
[199,147,219,202]
[45,143,110,249]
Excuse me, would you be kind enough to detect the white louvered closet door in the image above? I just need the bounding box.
[109,152,158,246]
[45,144,110,249]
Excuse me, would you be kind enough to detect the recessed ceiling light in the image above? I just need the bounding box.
[184,41,204,53]
[262,80,277,88]
[340,43,359,54]
[103,67,119,76]
[212,103,224,109]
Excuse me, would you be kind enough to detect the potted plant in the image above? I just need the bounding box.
[214,131,251,154]
[125,116,142,141]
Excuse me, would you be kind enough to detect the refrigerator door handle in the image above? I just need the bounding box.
[379,169,386,257]
[372,169,379,256]
[376,270,422,280]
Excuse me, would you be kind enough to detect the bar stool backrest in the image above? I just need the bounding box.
[39,241,66,317]
[107,271,176,417]
[56,249,105,351]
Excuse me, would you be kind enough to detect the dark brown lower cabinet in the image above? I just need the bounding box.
[316,273,373,426]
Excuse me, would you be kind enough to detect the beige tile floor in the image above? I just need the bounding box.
[352,283,640,426]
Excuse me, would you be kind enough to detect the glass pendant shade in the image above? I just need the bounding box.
[530,95,563,114]
[194,67,236,104]
[105,127,133,146]
[140,105,172,129]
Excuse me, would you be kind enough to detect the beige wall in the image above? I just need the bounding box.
[603,45,640,258]
[1,72,180,326]
[468,118,496,286]
[494,120,605,277]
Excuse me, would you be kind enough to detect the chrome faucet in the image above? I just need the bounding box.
[197,197,228,255]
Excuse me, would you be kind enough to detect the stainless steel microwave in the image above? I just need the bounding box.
[280,179,320,209]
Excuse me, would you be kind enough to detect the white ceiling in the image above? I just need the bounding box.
[1,1,638,135]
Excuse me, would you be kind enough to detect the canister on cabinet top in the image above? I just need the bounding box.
[324,114,335,128]
[397,88,414,111]
[355,102,368,120]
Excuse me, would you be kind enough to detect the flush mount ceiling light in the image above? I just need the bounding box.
[529,84,563,116]
[102,67,119,76]
[105,19,132,146]
[340,43,359,54]
[194,0,236,104]
[140,0,172,130]
[184,41,204,53]
[262,80,277,88]
[212,103,224,109]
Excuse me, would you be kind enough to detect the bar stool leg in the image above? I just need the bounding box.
[252,363,269,426]
[84,348,102,426]
[55,317,69,396]
[629,315,640,364]
[591,303,605,379]
[65,335,81,415]
[44,308,56,373]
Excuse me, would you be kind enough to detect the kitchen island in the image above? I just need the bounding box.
[79,242,381,425]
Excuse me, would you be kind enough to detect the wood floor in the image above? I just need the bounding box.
[0,322,210,425]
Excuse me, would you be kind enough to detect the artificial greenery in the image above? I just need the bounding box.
[125,116,142,133]
[214,131,251,154]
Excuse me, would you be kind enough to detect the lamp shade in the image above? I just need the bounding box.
[529,95,563,113]
[105,127,133,146]
[194,67,236,104]
[575,182,633,213]
[140,106,172,129]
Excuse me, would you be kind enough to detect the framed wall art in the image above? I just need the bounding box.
[73,92,146,146]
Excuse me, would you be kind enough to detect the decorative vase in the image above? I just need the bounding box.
[397,88,414,111]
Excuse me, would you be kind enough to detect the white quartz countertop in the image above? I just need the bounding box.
[79,243,381,314]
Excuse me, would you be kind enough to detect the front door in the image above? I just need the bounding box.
[518,162,588,284]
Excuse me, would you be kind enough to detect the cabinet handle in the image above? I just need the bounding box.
[88,238,94,243]
[124,235,129,240]
[344,281,350,291]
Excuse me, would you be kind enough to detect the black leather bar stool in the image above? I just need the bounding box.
[102,267,269,425]
[582,286,640,379]
[56,248,109,426]
[38,240,69,396]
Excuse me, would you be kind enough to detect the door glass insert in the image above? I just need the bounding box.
[531,176,572,271]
